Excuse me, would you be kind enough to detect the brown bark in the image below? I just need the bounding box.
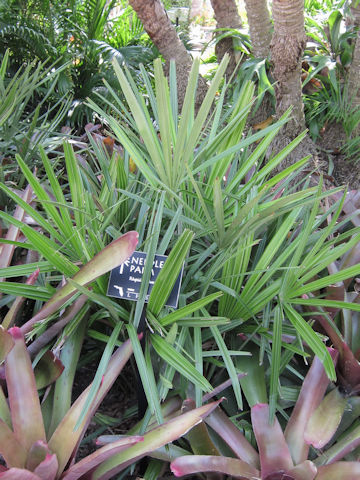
[243,0,273,128]
[210,0,242,77]
[190,0,203,19]
[129,0,207,108]
[348,2,360,136]
[244,0,272,59]
[269,0,320,180]
[271,0,306,133]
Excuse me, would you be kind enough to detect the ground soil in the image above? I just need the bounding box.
[73,353,139,459]
[72,351,195,479]
[317,121,360,189]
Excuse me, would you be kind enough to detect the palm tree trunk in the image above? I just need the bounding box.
[210,0,242,74]
[243,0,272,59]
[269,0,319,178]
[348,2,360,135]
[271,0,306,133]
[190,0,203,19]
[129,0,207,107]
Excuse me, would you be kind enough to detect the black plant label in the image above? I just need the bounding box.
[107,251,183,309]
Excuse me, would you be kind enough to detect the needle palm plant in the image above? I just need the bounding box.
[88,56,360,415]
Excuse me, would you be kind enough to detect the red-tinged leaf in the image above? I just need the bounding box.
[288,460,317,480]
[251,403,293,478]
[34,351,64,390]
[316,462,360,479]
[303,298,357,390]
[181,399,220,456]
[0,185,33,276]
[205,407,259,469]
[25,441,50,471]
[0,418,27,468]
[0,468,42,479]
[337,342,360,391]
[61,436,143,480]
[324,282,344,319]
[202,373,246,403]
[2,269,40,330]
[285,350,338,464]
[5,328,46,452]
[0,327,14,364]
[126,395,183,436]
[27,294,88,359]
[171,455,259,479]
[90,400,223,480]
[337,189,360,224]
[263,473,294,479]
[21,231,139,334]
[304,387,347,448]
[299,297,343,354]
[0,385,11,427]
[32,453,58,480]
[48,338,134,477]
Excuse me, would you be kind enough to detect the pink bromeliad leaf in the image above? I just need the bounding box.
[33,351,64,390]
[284,349,338,464]
[0,327,14,364]
[0,185,33,277]
[0,418,27,468]
[21,231,139,335]
[0,469,42,479]
[171,455,260,479]
[205,407,260,469]
[5,328,46,454]
[48,337,135,477]
[89,400,223,480]
[316,461,360,479]
[304,387,347,449]
[32,452,58,480]
[25,440,52,472]
[61,436,144,480]
[2,268,40,330]
[251,403,293,479]
[287,460,317,480]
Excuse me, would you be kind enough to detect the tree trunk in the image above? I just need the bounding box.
[271,0,306,132]
[269,1,319,179]
[243,0,272,59]
[129,0,207,108]
[348,2,360,136]
[190,0,203,19]
[210,0,242,77]
[243,0,273,128]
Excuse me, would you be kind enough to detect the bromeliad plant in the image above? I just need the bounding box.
[170,351,360,479]
[0,326,221,479]
[0,221,224,477]
[0,224,139,428]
